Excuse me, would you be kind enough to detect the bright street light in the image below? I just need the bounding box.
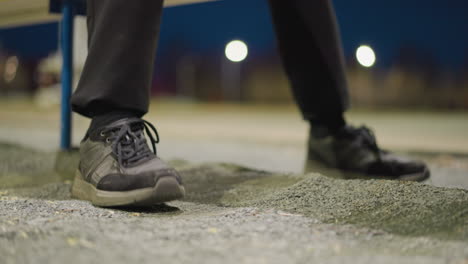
[225,40,248,62]
[356,45,376,68]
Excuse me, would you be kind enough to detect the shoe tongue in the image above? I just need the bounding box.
[130,122,145,133]
[106,117,143,129]
[311,125,332,139]
[333,125,359,139]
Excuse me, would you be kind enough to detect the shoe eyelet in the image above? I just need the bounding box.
[100,131,106,137]
[105,138,111,143]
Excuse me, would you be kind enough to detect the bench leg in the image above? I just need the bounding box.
[60,1,74,150]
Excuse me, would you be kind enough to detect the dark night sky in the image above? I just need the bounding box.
[0,0,467,69]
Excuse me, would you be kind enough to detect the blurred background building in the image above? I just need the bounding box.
[0,0,467,109]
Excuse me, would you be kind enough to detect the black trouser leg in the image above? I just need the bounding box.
[268,0,349,121]
[71,0,164,118]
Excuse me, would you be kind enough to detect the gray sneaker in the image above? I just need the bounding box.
[306,125,430,181]
[71,118,185,207]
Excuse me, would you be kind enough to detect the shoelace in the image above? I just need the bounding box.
[101,119,160,167]
[350,126,382,162]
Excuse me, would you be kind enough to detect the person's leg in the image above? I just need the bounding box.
[71,0,162,119]
[70,0,185,207]
[268,0,429,181]
[268,0,348,132]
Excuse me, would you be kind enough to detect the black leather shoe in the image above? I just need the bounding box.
[306,125,430,181]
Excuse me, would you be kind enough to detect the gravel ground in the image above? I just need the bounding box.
[1,143,468,264]
[1,197,467,264]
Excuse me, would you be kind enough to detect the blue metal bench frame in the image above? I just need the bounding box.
[50,0,86,150]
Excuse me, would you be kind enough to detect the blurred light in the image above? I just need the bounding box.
[4,56,19,83]
[356,45,376,68]
[225,40,248,62]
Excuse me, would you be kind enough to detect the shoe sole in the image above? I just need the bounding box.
[305,159,430,182]
[71,170,185,207]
